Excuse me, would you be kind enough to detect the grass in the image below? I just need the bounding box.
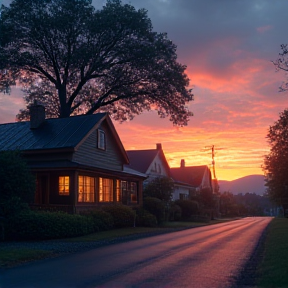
[256,217,288,287]
[0,248,51,268]
[0,218,236,268]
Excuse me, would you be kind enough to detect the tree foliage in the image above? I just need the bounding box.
[0,0,193,125]
[144,176,174,203]
[263,109,288,209]
[273,44,288,92]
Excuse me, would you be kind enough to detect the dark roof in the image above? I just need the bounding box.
[126,149,158,173]
[170,165,208,187]
[0,113,106,151]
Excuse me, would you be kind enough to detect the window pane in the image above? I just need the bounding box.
[99,177,113,202]
[78,176,95,202]
[59,176,69,195]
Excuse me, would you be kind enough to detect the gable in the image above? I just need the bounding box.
[72,119,127,171]
[146,152,170,177]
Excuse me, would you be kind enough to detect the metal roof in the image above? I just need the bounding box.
[0,113,106,151]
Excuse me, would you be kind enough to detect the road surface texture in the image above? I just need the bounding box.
[0,217,272,288]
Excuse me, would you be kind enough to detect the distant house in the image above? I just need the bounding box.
[171,159,213,200]
[126,143,170,186]
[0,104,146,213]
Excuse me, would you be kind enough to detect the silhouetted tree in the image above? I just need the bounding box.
[273,44,288,92]
[263,109,288,213]
[0,0,193,125]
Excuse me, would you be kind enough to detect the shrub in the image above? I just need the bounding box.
[80,209,114,231]
[134,207,157,227]
[169,203,182,221]
[102,205,136,228]
[6,210,94,240]
[144,176,174,202]
[175,199,199,220]
[0,151,35,218]
[143,197,165,224]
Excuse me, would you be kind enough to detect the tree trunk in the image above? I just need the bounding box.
[58,86,71,118]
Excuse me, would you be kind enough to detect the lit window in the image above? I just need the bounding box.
[59,176,69,195]
[99,177,113,202]
[116,180,121,202]
[98,130,106,150]
[78,176,95,202]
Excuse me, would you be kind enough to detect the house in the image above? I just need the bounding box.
[0,104,146,213]
[170,159,213,200]
[125,143,171,187]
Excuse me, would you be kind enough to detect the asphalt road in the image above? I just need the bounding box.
[0,217,272,288]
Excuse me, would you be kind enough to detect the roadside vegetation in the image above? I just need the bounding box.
[256,217,288,287]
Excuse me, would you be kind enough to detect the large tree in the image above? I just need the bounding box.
[273,44,288,92]
[263,109,288,213]
[0,0,193,125]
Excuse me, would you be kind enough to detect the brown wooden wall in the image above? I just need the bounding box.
[72,121,124,171]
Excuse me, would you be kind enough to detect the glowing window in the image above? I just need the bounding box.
[116,180,121,202]
[99,178,113,202]
[59,176,69,195]
[78,176,95,202]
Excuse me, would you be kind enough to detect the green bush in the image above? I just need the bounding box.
[144,176,174,202]
[0,151,35,218]
[80,209,114,231]
[102,204,136,228]
[134,207,157,227]
[143,197,165,224]
[169,203,182,221]
[6,210,94,240]
[175,199,199,220]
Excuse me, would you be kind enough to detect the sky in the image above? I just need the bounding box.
[1,0,288,181]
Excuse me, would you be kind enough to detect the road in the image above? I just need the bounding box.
[0,217,272,288]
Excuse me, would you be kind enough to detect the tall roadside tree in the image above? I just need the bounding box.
[263,109,288,214]
[0,0,193,125]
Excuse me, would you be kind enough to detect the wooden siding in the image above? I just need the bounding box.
[73,121,124,171]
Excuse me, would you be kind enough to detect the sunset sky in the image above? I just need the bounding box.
[1,0,288,181]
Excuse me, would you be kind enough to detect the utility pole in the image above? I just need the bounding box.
[204,145,222,193]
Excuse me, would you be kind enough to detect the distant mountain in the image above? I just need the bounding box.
[218,175,266,195]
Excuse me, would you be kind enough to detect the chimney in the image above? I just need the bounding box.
[180,159,185,168]
[156,143,162,150]
[29,101,45,129]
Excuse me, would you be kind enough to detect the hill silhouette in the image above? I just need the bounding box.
[218,175,266,195]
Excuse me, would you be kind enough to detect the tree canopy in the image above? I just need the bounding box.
[263,109,288,210]
[273,44,288,92]
[0,0,193,125]
[144,176,174,203]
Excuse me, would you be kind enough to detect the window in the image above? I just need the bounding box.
[99,178,113,202]
[116,180,121,202]
[59,176,69,195]
[78,176,95,202]
[98,129,106,150]
[130,182,138,203]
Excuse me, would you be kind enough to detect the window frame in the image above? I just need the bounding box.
[78,175,95,203]
[99,177,113,202]
[59,176,70,196]
[97,129,106,150]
